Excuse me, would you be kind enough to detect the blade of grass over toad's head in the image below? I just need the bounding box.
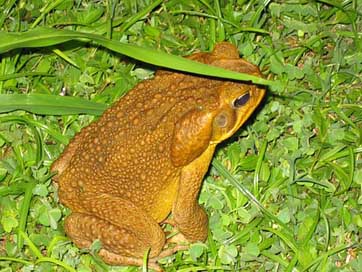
[0,28,86,51]
[0,28,272,86]
[81,33,272,85]
[0,94,107,115]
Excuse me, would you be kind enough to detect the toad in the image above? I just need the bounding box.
[51,42,265,270]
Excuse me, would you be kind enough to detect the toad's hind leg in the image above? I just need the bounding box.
[63,194,165,269]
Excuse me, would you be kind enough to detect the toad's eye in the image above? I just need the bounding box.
[233,92,250,108]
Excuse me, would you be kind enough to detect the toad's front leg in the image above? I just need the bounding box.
[172,145,215,242]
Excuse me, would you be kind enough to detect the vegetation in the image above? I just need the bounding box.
[0,0,361,271]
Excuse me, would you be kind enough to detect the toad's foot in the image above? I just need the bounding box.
[99,240,189,272]
[155,232,189,260]
[99,249,164,272]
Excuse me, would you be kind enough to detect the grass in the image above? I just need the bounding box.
[0,0,361,271]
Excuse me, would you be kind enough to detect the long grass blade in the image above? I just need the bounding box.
[0,28,272,85]
[0,94,106,115]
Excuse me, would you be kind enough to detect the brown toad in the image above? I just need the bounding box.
[51,42,265,270]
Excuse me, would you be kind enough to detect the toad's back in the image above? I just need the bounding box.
[54,64,230,218]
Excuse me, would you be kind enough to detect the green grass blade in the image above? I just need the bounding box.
[35,257,76,272]
[0,0,17,28]
[0,183,26,196]
[31,0,67,29]
[0,94,107,115]
[253,140,267,196]
[47,236,69,257]
[261,251,289,267]
[0,115,69,144]
[0,28,86,51]
[171,11,269,34]
[0,72,53,81]
[0,28,272,85]
[19,231,43,258]
[118,0,163,35]
[18,182,36,250]
[212,159,291,234]
[0,256,33,265]
[301,244,356,272]
[291,178,336,193]
[52,49,79,68]
[261,227,298,253]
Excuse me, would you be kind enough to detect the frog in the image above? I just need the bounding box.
[51,42,265,271]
